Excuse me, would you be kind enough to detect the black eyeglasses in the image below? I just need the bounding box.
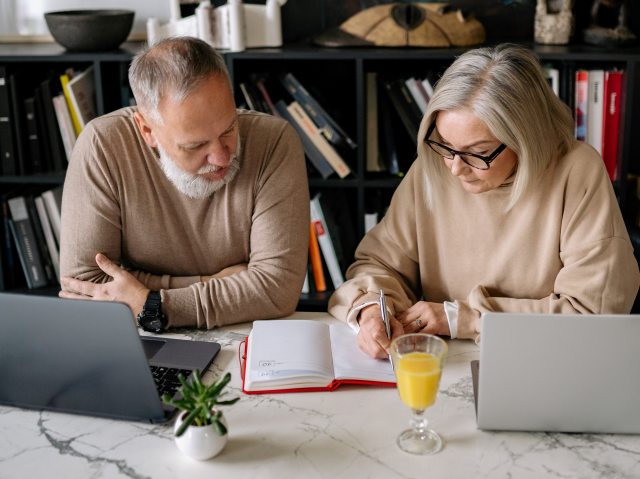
[424,120,507,170]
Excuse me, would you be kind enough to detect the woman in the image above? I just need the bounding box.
[328,44,640,359]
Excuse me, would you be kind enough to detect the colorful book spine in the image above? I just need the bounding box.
[574,70,589,142]
[602,70,624,182]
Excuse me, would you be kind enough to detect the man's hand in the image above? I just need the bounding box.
[60,253,150,317]
[200,263,248,282]
[357,303,404,359]
[396,301,450,336]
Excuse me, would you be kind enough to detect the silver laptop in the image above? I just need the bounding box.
[471,312,640,433]
[0,293,220,423]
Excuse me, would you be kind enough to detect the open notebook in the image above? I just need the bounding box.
[239,320,395,394]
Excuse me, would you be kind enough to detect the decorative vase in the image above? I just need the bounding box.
[173,411,228,460]
[534,0,573,45]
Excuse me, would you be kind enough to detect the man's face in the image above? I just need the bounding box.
[136,73,240,198]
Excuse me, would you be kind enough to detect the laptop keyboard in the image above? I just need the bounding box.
[150,366,192,398]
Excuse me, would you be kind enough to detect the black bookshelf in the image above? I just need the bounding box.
[2,41,640,309]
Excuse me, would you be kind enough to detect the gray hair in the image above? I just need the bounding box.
[418,43,575,210]
[128,36,230,122]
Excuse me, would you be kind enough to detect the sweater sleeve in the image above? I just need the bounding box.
[161,123,310,328]
[456,155,640,342]
[328,163,421,324]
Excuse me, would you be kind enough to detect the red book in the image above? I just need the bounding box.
[239,320,395,394]
[309,222,327,292]
[574,70,589,142]
[601,70,624,181]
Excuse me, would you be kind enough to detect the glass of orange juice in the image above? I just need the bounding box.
[390,333,448,455]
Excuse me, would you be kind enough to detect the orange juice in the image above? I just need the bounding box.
[395,352,442,410]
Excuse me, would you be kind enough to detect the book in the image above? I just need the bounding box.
[378,91,403,176]
[7,196,48,289]
[365,72,385,173]
[287,101,351,179]
[34,195,60,280]
[52,94,76,162]
[67,66,97,133]
[254,77,278,116]
[0,66,17,175]
[365,212,379,233]
[33,85,53,172]
[7,73,28,176]
[240,320,395,394]
[41,186,63,245]
[405,77,428,114]
[39,76,67,172]
[60,72,82,136]
[382,78,419,145]
[543,65,560,96]
[574,70,588,142]
[280,72,357,150]
[319,191,357,275]
[602,70,624,182]
[309,221,327,292]
[23,97,44,174]
[586,69,605,155]
[24,194,55,284]
[274,100,334,179]
[310,193,344,289]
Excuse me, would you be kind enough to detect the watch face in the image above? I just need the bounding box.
[139,313,165,333]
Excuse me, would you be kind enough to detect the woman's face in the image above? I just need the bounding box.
[434,109,518,194]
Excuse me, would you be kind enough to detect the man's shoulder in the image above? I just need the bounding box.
[237,109,294,140]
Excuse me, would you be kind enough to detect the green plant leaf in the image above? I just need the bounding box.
[216,397,240,406]
[175,408,200,437]
[213,418,228,436]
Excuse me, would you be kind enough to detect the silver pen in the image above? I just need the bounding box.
[379,289,393,365]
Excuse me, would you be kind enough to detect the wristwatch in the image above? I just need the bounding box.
[137,291,167,333]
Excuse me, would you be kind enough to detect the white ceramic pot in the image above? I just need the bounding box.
[173,411,228,460]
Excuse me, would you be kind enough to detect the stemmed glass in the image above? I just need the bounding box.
[390,333,448,455]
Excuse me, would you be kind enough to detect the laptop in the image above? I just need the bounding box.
[0,292,220,423]
[471,312,640,434]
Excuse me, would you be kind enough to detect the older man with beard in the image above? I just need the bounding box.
[58,37,309,331]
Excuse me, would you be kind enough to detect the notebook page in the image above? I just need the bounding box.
[329,324,395,382]
[245,320,335,390]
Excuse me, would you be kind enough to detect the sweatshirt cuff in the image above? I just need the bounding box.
[444,301,458,339]
[455,300,481,343]
[161,288,198,328]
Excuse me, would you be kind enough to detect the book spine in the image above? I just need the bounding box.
[34,195,60,280]
[281,73,357,149]
[52,94,76,162]
[23,97,43,174]
[42,187,63,245]
[586,70,604,155]
[382,78,418,145]
[25,195,55,284]
[8,73,27,175]
[34,86,53,172]
[68,66,97,130]
[365,72,383,173]
[602,70,623,182]
[39,77,67,172]
[0,66,17,175]
[7,196,48,288]
[405,77,428,114]
[309,222,327,292]
[310,194,344,289]
[574,70,588,142]
[287,101,351,179]
[274,100,334,179]
[60,74,82,136]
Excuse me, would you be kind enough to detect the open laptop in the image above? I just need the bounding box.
[0,292,220,423]
[471,312,640,434]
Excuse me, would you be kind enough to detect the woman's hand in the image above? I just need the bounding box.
[59,253,150,317]
[357,303,404,359]
[397,301,451,336]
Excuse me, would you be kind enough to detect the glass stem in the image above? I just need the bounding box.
[410,409,429,436]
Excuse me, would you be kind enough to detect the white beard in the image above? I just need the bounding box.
[157,139,241,199]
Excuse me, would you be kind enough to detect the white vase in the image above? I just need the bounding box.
[173,411,228,460]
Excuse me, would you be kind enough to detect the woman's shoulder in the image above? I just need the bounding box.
[555,141,609,184]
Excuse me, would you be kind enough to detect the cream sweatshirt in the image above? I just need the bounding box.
[329,142,640,342]
[60,107,309,328]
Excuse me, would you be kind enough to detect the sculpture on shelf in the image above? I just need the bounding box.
[583,0,637,46]
[314,3,485,48]
[146,0,287,52]
[534,0,573,45]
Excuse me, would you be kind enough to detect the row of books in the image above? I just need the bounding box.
[574,68,624,181]
[0,186,63,291]
[0,65,97,176]
[237,72,356,180]
[303,193,357,295]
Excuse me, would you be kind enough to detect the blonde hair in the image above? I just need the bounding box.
[129,37,230,123]
[418,43,574,209]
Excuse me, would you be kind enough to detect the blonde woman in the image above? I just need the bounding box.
[329,44,640,358]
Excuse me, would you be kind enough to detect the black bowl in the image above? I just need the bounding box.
[44,9,135,52]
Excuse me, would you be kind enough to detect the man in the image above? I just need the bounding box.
[59,37,309,331]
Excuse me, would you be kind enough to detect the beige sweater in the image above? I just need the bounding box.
[60,107,309,328]
[329,142,640,341]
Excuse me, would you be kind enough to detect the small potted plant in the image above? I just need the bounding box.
[162,370,239,460]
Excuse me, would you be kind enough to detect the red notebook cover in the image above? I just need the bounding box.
[238,338,396,395]
[601,70,624,182]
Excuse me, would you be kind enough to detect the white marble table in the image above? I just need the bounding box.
[1,312,639,479]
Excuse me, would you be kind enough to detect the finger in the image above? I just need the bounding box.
[357,331,388,359]
[61,276,97,297]
[390,317,404,339]
[95,253,121,278]
[59,290,90,300]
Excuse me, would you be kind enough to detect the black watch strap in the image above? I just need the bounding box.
[137,291,167,333]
